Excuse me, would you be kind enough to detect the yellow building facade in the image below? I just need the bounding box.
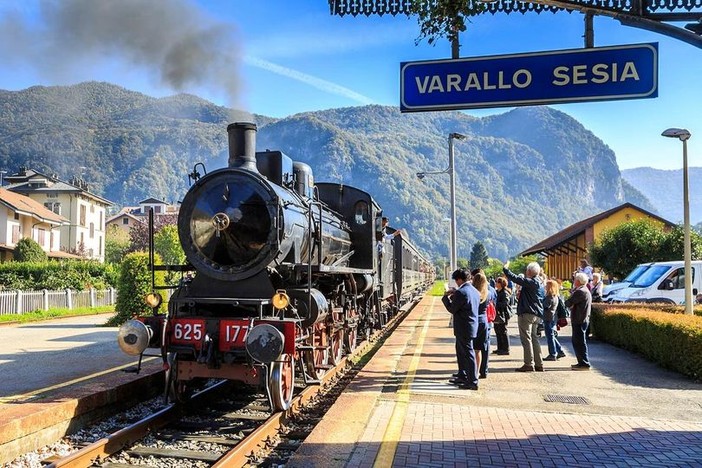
[521,203,673,281]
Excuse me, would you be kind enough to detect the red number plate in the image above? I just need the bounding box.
[169,319,206,348]
[219,319,252,351]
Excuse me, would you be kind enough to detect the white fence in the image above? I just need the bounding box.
[0,288,117,315]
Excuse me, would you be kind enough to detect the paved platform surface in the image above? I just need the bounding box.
[0,314,162,463]
[289,295,702,467]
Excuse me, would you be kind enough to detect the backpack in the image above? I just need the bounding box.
[486,300,497,323]
[556,296,570,319]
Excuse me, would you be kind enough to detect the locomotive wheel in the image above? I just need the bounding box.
[270,353,295,411]
[304,328,328,380]
[330,327,344,364]
[344,325,358,354]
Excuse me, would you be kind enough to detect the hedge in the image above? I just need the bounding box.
[0,260,118,290]
[591,303,702,380]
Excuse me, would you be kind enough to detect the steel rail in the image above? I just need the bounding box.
[46,296,422,468]
[212,297,419,467]
[46,381,228,468]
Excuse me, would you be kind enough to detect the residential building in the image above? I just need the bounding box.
[0,188,74,261]
[106,198,179,235]
[520,202,674,280]
[5,168,113,262]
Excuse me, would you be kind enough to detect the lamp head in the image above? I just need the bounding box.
[662,128,691,141]
[416,172,426,180]
[450,132,466,140]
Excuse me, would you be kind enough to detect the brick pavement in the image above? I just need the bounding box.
[289,295,702,468]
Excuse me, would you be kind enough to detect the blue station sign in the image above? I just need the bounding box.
[400,43,658,112]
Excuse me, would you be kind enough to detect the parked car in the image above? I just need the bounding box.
[610,260,702,304]
[602,263,653,302]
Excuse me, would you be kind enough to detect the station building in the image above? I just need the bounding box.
[520,202,674,281]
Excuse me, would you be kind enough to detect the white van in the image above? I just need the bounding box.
[610,260,702,304]
[602,262,653,302]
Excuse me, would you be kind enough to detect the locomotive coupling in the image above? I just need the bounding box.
[245,324,285,364]
[117,320,153,356]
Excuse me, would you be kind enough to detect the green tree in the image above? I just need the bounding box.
[409,0,485,58]
[105,225,130,264]
[506,255,543,276]
[154,224,186,285]
[128,214,178,253]
[469,241,489,271]
[154,224,185,265]
[484,258,504,280]
[657,225,702,261]
[109,252,164,326]
[589,219,666,278]
[457,257,469,269]
[13,238,48,262]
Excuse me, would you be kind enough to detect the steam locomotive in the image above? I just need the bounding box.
[117,122,434,411]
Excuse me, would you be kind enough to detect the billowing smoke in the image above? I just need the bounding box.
[0,0,244,110]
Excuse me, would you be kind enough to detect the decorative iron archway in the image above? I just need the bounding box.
[328,0,702,49]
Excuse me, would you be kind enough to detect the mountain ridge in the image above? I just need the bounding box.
[0,81,654,260]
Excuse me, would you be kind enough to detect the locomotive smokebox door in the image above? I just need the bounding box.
[178,169,280,281]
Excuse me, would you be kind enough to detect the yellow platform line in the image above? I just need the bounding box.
[373,297,434,468]
[0,356,159,404]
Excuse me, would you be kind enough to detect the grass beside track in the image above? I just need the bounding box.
[0,306,115,325]
[428,280,447,296]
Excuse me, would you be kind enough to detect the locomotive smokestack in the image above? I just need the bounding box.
[227,122,258,172]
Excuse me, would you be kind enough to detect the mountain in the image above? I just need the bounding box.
[0,81,654,260]
[621,167,702,225]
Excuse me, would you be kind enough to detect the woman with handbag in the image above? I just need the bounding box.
[542,280,566,361]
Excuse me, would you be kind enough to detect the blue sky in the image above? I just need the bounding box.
[0,0,699,170]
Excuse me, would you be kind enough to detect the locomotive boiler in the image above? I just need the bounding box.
[118,122,434,411]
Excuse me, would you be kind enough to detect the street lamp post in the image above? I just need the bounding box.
[662,128,693,315]
[417,132,466,285]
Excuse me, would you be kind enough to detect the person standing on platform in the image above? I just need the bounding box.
[566,272,593,370]
[493,277,512,355]
[441,269,480,390]
[503,261,545,372]
[542,279,566,362]
[471,270,494,379]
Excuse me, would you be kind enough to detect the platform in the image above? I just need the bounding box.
[0,314,162,462]
[289,295,702,467]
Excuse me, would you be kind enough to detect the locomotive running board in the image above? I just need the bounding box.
[294,264,373,274]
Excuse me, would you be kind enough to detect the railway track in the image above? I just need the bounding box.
[45,297,420,468]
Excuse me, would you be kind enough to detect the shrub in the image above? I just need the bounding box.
[110,251,164,326]
[591,304,702,380]
[13,238,48,262]
[0,260,117,290]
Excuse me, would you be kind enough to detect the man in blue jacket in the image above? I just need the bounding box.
[441,269,481,390]
[503,261,545,372]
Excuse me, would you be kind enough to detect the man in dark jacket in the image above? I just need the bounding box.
[566,272,593,370]
[503,261,545,372]
[441,269,481,390]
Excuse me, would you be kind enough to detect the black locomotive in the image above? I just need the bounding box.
[118,122,434,411]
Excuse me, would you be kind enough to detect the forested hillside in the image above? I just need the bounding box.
[0,82,653,260]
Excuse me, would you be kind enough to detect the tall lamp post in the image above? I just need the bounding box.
[417,132,466,286]
[662,128,693,315]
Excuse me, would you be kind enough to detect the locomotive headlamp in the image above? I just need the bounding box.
[117,320,153,356]
[245,324,285,363]
[145,292,163,309]
[272,290,290,310]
